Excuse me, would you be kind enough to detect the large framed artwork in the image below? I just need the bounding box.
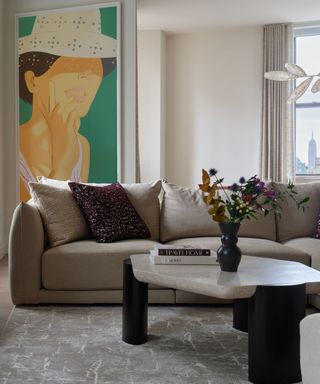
[17,3,120,201]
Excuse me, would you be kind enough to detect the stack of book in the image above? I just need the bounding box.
[149,247,218,265]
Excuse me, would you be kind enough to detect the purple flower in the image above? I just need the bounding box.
[255,181,266,192]
[258,181,265,189]
[209,168,218,177]
[239,176,246,184]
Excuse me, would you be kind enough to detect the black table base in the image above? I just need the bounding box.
[233,298,248,332]
[248,284,305,384]
[122,259,148,345]
[122,259,306,384]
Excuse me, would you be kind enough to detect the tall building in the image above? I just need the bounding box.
[308,131,317,170]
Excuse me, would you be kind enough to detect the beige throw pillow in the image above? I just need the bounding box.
[37,176,70,189]
[29,182,91,247]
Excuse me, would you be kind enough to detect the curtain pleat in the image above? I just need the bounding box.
[260,23,294,182]
[135,42,141,183]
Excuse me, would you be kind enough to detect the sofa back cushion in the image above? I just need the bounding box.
[273,182,320,242]
[160,182,276,242]
[121,181,161,241]
[160,182,219,242]
[238,211,276,241]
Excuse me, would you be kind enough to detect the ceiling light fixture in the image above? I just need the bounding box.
[264,63,320,103]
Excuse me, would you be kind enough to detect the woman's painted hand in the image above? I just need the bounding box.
[47,96,81,177]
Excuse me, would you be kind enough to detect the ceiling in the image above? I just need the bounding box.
[137,0,320,33]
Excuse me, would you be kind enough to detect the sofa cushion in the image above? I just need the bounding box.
[42,239,160,290]
[283,238,320,270]
[166,237,311,266]
[239,213,276,241]
[29,182,91,247]
[160,182,276,242]
[68,182,151,243]
[273,182,320,242]
[160,182,219,242]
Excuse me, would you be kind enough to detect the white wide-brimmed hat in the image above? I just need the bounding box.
[18,9,116,58]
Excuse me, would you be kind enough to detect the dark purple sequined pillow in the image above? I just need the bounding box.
[68,182,150,243]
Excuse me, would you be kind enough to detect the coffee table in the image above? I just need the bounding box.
[122,255,320,384]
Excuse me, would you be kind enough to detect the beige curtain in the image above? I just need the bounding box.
[260,24,294,183]
[135,40,141,183]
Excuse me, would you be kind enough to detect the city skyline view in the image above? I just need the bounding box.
[296,108,320,174]
[297,126,320,174]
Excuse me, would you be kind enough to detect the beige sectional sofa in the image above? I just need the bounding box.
[8,180,320,308]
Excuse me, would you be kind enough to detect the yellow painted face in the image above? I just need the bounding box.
[30,56,103,117]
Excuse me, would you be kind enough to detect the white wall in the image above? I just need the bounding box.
[138,30,166,182]
[2,0,136,254]
[0,0,4,258]
[165,27,263,187]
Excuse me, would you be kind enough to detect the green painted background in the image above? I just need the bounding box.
[19,6,118,182]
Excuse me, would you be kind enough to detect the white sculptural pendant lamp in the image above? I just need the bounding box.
[264,63,320,103]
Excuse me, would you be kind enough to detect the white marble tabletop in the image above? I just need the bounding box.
[130,255,320,300]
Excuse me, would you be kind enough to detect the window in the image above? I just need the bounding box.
[294,27,320,176]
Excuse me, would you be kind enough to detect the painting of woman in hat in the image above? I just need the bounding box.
[18,6,118,201]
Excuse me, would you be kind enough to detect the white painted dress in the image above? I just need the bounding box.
[19,138,83,190]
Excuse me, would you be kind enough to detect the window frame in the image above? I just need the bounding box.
[293,25,320,179]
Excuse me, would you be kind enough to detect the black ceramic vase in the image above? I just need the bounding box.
[217,222,242,272]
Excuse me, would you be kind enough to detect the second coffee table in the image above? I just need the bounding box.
[122,255,320,384]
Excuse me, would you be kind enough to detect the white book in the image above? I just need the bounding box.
[155,248,211,256]
[149,250,218,265]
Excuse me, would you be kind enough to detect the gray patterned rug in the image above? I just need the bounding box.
[0,306,251,384]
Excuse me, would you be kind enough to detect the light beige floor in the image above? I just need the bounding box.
[0,256,14,332]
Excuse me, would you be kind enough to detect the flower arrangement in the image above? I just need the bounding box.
[199,168,309,224]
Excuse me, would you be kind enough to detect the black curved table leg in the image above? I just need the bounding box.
[122,258,148,345]
[233,298,248,332]
[248,284,305,384]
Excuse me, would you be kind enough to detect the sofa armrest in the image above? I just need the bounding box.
[9,202,45,304]
[300,313,320,384]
